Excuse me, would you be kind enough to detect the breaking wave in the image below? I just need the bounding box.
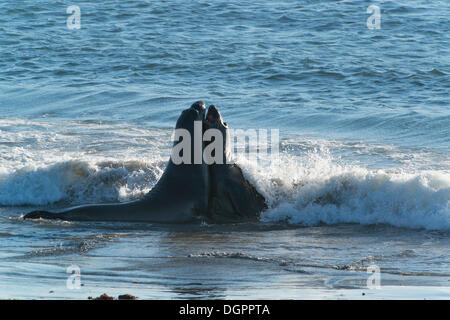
[1,148,448,231]
[0,159,165,206]
[238,151,450,231]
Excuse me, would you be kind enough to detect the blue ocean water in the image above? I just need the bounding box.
[1,0,449,148]
[0,0,449,299]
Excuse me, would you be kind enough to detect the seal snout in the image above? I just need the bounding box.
[191,101,206,119]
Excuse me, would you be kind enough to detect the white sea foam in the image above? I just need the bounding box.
[0,159,165,206]
[3,149,447,231]
[0,119,170,206]
[237,151,450,231]
[1,119,449,230]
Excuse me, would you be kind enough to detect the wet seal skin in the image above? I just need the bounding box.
[24,101,210,223]
[204,105,267,223]
[24,102,267,223]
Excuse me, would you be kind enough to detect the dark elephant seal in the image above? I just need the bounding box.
[204,105,267,223]
[24,101,209,223]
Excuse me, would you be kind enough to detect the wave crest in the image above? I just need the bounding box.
[1,151,449,231]
[238,152,450,230]
[0,159,165,206]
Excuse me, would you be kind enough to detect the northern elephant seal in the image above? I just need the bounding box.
[204,105,267,223]
[24,101,209,223]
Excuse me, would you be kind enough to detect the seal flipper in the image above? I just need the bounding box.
[24,210,64,220]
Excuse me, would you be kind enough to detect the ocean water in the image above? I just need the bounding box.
[0,0,449,299]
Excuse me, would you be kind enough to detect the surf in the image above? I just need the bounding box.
[2,148,448,230]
